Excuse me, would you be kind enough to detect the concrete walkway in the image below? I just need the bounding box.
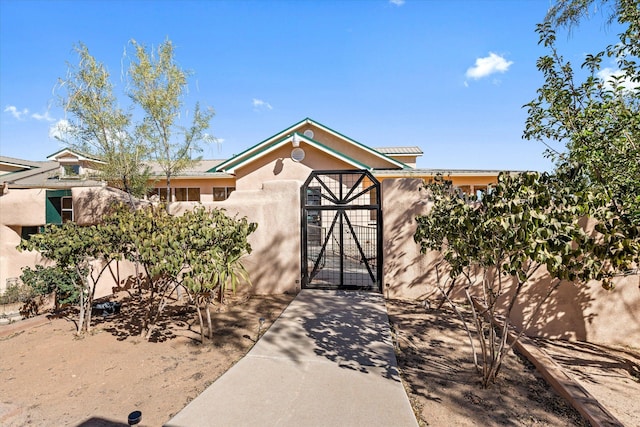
[166,290,418,427]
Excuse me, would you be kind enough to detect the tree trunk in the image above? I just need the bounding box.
[206,300,213,341]
[165,173,172,212]
[196,304,205,344]
[77,286,85,336]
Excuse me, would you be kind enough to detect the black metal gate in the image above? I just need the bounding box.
[301,170,382,292]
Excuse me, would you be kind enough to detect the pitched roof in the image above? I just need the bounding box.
[47,148,105,163]
[215,132,373,172]
[0,156,45,170]
[0,160,59,184]
[211,118,409,173]
[146,159,233,179]
[0,155,104,189]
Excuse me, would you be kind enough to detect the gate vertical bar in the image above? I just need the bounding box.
[300,184,308,288]
[377,183,383,292]
[339,173,344,287]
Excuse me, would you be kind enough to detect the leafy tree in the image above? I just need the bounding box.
[100,203,256,342]
[414,0,639,388]
[415,172,608,387]
[524,0,640,276]
[18,204,256,342]
[179,207,257,343]
[57,43,151,203]
[18,222,121,335]
[128,39,215,202]
[101,203,181,338]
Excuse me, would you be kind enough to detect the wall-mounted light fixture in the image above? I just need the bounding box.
[292,133,300,148]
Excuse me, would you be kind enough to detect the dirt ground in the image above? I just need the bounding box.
[386,298,640,427]
[0,293,295,427]
[1,294,639,427]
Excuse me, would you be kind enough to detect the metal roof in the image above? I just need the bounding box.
[146,159,228,177]
[0,160,105,188]
[0,161,59,184]
[0,156,47,170]
[373,168,516,177]
[374,146,424,155]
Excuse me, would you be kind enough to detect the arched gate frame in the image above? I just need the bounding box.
[301,170,382,292]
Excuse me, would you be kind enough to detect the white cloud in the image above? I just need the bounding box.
[465,52,513,82]
[252,98,273,111]
[49,119,72,141]
[597,67,640,91]
[389,0,405,5]
[4,105,57,122]
[4,105,29,120]
[31,111,55,122]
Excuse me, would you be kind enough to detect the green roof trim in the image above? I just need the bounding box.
[219,132,372,172]
[209,118,310,172]
[304,118,409,170]
[209,117,409,173]
[297,134,372,170]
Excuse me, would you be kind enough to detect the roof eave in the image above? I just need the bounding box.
[212,118,408,172]
[223,133,373,173]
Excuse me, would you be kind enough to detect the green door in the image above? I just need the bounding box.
[45,189,72,224]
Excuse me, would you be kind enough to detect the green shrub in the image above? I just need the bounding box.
[19,265,81,309]
[0,280,35,305]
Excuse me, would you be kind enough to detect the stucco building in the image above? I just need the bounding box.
[2,118,637,346]
[1,118,501,292]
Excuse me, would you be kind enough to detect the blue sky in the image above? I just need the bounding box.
[0,0,624,171]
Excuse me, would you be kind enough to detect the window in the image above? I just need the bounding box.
[20,226,41,240]
[213,187,235,201]
[157,188,168,202]
[61,196,73,222]
[175,187,200,202]
[149,187,200,202]
[456,185,471,196]
[63,164,80,177]
[148,188,169,202]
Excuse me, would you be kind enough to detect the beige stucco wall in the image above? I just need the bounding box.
[382,178,437,299]
[169,180,302,295]
[0,188,46,226]
[0,225,41,293]
[299,125,398,169]
[234,143,353,191]
[381,177,640,347]
[0,188,48,291]
[0,186,133,295]
[3,176,638,348]
[73,186,136,225]
[505,271,640,345]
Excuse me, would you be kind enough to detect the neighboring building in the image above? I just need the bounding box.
[1,149,105,233]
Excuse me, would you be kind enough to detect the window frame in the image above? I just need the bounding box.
[61,196,73,222]
[212,186,235,201]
